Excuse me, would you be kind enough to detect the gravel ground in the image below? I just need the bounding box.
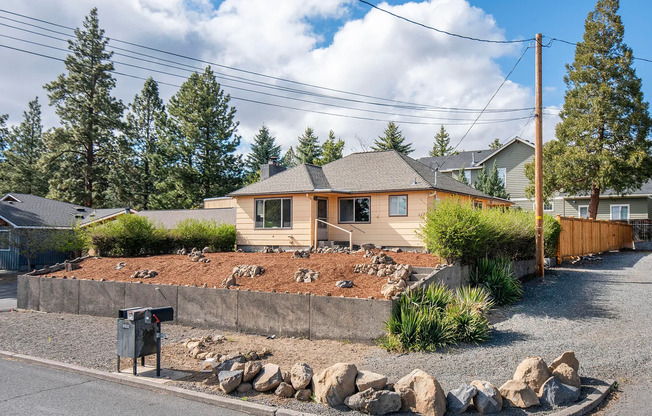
[1,251,650,415]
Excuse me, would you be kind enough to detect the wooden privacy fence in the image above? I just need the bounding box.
[556,215,633,262]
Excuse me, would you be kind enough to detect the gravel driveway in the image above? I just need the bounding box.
[0,251,649,415]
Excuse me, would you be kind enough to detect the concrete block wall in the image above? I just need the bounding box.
[421,259,536,289]
[17,276,394,342]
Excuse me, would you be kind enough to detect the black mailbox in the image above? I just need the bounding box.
[117,306,173,376]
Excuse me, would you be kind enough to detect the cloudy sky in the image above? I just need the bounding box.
[0,0,650,157]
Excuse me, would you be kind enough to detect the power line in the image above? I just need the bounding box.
[0,43,535,127]
[357,0,534,44]
[544,36,652,63]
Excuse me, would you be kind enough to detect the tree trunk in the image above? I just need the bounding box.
[588,183,600,219]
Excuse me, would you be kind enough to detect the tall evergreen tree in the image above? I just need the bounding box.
[123,77,168,210]
[245,125,281,178]
[3,98,48,196]
[295,127,321,165]
[372,121,413,154]
[525,0,651,218]
[475,162,509,199]
[44,8,124,207]
[164,66,242,208]
[489,138,503,149]
[316,130,344,166]
[429,125,454,157]
[0,114,8,159]
[281,146,298,168]
[457,164,470,186]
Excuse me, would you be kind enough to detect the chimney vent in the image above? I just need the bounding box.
[260,157,286,181]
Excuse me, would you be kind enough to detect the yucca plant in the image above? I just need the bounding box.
[469,257,523,305]
[418,307,454,350]
[455,286,494,313]
[445,302,490,344]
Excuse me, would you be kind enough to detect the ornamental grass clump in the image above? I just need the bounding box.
[382,283,493,352]
[469,257,523,306]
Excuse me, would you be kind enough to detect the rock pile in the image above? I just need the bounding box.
[372,252,395,265]
[315,246,351,254]
[295,268,319,283]
[182,336,272,363]
[231,265,265,278]
[130,269,158,279]
[353,262,413,299]
[260,246,285,253]
[26,257,87,276]
[115,262,126,270]
[291,249,311,259]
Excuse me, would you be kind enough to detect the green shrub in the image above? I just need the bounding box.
[419,199,561,264]
[469,257,523,306]
[445,303,490,344]
[173,219,236,252]
[89,215,163,256]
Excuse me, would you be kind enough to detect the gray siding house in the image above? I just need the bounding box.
[418,138,652,220]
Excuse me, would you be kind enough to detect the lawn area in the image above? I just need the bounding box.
[49,250,441,298]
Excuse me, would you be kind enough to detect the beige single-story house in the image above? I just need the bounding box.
[228,150,512,251]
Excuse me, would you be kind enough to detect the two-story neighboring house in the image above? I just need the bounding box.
[419,137,652,221]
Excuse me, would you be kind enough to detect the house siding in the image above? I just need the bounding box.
[0,227,19,270]
[563,196,649,220]
[482,141,534,199]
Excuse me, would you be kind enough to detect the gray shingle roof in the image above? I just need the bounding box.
[418,149,496,171]
[136,208,236,229]
[229,150,503,200]
[560,179,652,197]
[0,193,127,228]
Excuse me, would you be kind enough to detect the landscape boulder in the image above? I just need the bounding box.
[312,362,358,407]
[345,388,402,415]
[222,275,236,288]
[295,388,312,401]
[470,380,502,414]
[355,370,387,391]
[131,269,158,279]
[232,265,264,278]
[538,376,580,406]
[275,382,296,398]
[499,380,539,408]
[549,351,580,373]
[381,283,405,299]
[290,362,313,390]
[252,363,283,392]
[446,384,477,414]
[295,268,319,283]
[292,249,311,259]
[243,361,262,382]
[394,369,446,416]
[236,383,252,393]
[552,363,581,388]
[218,370,243,394]
[361,243,375,251]
[371,252,395,265]
[336,280,354,288]
[513,356,552,392]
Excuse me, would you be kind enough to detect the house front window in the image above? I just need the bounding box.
[255,198,292,228]
[610,205,629,221]
[339,197,370,223]
[389,195,407,216]
[0,230,9,251]
[578,205,588,219]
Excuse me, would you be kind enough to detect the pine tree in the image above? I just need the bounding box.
[475,162,509,199]
[245,125,281,179]
[429,125,454,157]
[281,146,298,168]
[457,164,470,185]
[525,0,651,218]
[164,66,242,208]
[295,127,321,164]
[372,121,413,154]
[44,8,124,207]
[3,98,48,196]
[489,138,503,149]
[0,114,8,159]
[316,130,344,166]
[123,77,168,210]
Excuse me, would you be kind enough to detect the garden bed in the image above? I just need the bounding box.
[48,250,441,298]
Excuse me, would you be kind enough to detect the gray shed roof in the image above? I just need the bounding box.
[136,208,236,229]
[0,193,128,228]
[229,150,502,200]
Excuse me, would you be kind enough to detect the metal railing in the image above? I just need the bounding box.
[314,218,353,250]
[613,219,652,242]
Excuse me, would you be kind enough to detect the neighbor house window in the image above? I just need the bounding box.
[610,205,629,220]
[578,205,588,219]
[339,197,370,223]
[255,198,292,228]
[389,195,407,217]
[497,168,507,186]
[533,201,554,212]
[473,200,483,209]
[0,230,9,251]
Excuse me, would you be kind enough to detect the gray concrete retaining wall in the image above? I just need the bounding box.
[310,296,394,341]
[177,286,237,330]
[17,276,393,342]
[237,291,310,338]
[422,259,536,288]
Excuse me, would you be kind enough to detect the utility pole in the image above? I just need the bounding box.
[535,33,544,278]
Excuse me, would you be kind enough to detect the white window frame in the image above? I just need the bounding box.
[497,167,507,187]
[610,204,630,221]
[463,170,471,184]
[578,205,589,219]
[0,230,10,252]
[533,201,554,212]
[388,195,408,217]
[254,197,292,229]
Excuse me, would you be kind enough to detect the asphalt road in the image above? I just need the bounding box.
[0,358,250,416]
[0,277,17,311]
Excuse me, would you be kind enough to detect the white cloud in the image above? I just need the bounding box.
[0,0,556,158]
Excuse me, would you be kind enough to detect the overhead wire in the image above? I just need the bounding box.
[544,36,652,63]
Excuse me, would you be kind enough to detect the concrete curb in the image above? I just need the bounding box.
[550,379,616,416]
[0,350,289,416]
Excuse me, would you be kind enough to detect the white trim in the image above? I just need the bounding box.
[533,201,554,212]
[578,205,589,219]
[0,230,10,252]
[0,194,22,202]
[497,167,507,187]
[0,214,19,228]
[81,210,133,227]
[610,204,630,220]
[474,137,535,166]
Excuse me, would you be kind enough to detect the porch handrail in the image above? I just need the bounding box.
[314,218,353,250]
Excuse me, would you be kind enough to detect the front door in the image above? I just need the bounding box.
[317,198,328,241]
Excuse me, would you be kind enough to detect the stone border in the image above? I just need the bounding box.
[17,276,395,342]
[552,378,616,416]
